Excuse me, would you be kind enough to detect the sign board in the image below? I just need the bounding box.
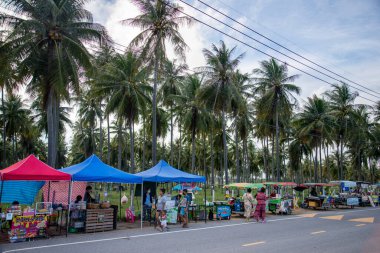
[346,197,359,206]
[10,215,47,242]
[166,207,178,224]
[216,205,231,219]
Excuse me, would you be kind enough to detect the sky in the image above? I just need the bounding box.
[85,0,380,107]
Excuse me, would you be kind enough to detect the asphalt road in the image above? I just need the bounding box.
[2,207,379,253]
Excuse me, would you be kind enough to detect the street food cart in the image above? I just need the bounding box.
[303,183,336,210]
[264,182,296,215]
[330,181,359,208]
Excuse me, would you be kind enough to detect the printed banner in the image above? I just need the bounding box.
[347,197,359,206]
[10,215,48,241]
[167,207,178,224]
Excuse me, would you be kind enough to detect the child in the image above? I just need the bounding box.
[159,210,168,232]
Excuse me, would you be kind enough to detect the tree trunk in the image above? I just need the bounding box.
[314,148,318,182]
[340,135,344,180]
[203,133,206,176]
[210,130,215,187]
[243,138,248,181]
[117,120,122,170]
[235,114,240,183]
[47,88,59,167]
[319,140,323,182]
[326,144,330,181]
[191,126,196,173]
[142,117,146,170]
[222,109,228,185]
[262,138,267,181]
[271,132,275,181]
[2,87,6,168]
[107,114,111,164]
[170,105,174,165]
[275,104,280,182]
[129,119,135,174]
[152,44,160,166]
[178,117,182,169]
[99,102,103,159]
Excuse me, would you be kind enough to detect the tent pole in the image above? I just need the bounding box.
[119,183,122,220]
[47,181,51,202]
[204,181,207,223]
[140,182,143,229]
[66,180,73,237]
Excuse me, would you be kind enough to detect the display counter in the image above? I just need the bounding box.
[305,196,333,210]
[85,208,114,233]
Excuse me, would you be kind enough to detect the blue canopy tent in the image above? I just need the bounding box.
[136,160,207,224]
[61,154,142,183]
[135,160,206,183]
[61,154,144,230]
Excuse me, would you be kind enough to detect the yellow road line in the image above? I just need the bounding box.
[320,215,344,221]
[349,217,374,223]
[298,213,318,218]
[355,224,366,227]
[242,241,266,247]
[311,230,326,235]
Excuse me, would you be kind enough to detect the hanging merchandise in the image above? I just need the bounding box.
[121,193,128,204]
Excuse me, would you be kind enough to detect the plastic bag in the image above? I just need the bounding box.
[121,194,128,204]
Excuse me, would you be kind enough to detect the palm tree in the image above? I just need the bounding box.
[199,41,245,185]
[158,59,187,165]
[253,58,300,182]
[2,0,108,167]
[325,82,358,180]
[294,95,335,182]
[124,0,191,165]
[2,94,30,163]
[172,74,206,173]
[96,52,151,173]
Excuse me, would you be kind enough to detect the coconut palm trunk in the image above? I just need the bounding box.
[275,103,281,182]
[99,103,103,158]
[2,87,6,167]
[129,119,135,174]
[107,114,111,164]
[117,120,122,169]
[222,108,228,185]
[191,126,196,173]
[152,44,160,166]
[178,118,182,169]
[235,114,240,182]
[142,117,146,169]
[170,106,174,165]
[47,89,59,167]
[210,130,215,186]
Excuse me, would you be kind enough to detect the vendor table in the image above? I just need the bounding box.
[334,196,359,208]
[85,209,114,233]
[305,196,332,210]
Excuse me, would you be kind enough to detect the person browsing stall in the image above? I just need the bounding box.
[179,189,189,228]
[155,188,168,230]
[242,188,254,222]
[254,187,268,223]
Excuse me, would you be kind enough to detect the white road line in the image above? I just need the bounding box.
[242,241,266,247]
[355,224,366,227]
[311,230,326,235]
[3,207,379,253]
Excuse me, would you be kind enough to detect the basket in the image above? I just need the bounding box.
[87,203,100,209]
[100,202,111,209]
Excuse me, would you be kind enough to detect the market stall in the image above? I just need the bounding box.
[302,183,336,210]
[264,182,297,215]
[0,155,71,242]
[135,160,206,226]
[61,154,143,233]
[329,181,359,208]
[223,183,264,216]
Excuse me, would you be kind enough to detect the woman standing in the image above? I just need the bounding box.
[155,188,168,231]
[254,187,267,223]
[242,188,254,222]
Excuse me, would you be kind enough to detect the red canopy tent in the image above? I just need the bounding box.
[0,155,71,181]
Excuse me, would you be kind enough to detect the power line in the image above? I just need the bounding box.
[178,0,380,100]
[160,0,377,104]
[195,0,380,97]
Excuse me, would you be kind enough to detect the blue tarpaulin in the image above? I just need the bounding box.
[135,160,206,183]
[0,181,44,204]
[61,154,142,183]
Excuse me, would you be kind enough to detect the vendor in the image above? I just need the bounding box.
[143,188,153,208]
[11,201,20,208]
[310,187,318,197]
[270,191,277,198]
[84,186,96,203]
[75,195,83,203]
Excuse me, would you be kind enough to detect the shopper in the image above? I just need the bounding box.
[179,189,189,228]
[254,187,267,223]
[159,210,168,232]
[242,188,254,222]
[143,188,153,221]
[155,188,168,230]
